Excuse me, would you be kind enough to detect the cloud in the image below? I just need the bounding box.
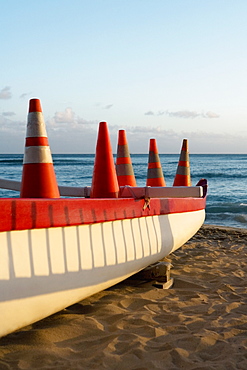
[127,125,167,134]
[108,124,180,140]
[166,110,200,119]
[145,109,220,119]
[109,124,247,154]
[104,104,113,110]
[20,92,32,99]
[53,107,75,124]
[77,117,98,125]
[94,103,113,110]
[0,111,246,153]
[2,111,15,117]
[0,114,25,134]
[203,111,220,118]
[49,107,98,130]
[0,86,12,100]
[0,115,26,153]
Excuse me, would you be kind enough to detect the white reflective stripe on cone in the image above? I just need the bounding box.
[26,112,48,137]
[23,146,53,164]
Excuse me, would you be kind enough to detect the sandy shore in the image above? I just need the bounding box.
[0,225,246,369]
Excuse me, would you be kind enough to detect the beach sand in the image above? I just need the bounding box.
[0,225,246,369]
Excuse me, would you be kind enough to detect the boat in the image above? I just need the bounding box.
[0,99,207,338]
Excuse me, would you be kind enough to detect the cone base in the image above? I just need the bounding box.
[21,164,60,198]
[173,174,191,187]
[117,175,137,187]
[90,191,119,198]
[147,178,166,187]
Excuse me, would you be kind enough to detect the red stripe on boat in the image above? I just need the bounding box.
[0,197,206,232]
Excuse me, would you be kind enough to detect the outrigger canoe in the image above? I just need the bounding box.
[0,99,207,337]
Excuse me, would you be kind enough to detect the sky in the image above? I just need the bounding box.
[1,0,247,154]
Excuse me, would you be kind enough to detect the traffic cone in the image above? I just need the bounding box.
[116,129,136,186]
[146,138,166,187]
[90,121,119,198]
[173,139,191,186]
[20,98,60,198]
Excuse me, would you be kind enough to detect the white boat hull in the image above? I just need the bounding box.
[0,209,205,337]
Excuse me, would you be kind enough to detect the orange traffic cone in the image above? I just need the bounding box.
[146,138,166,187]
[173,139,191,186]
[90,122,119,198]
[116,129,136,186]
[20,98,60,198]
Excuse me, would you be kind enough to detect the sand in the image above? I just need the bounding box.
[0,225,246,369]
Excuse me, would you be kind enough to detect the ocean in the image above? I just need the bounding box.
[0,153,246,229]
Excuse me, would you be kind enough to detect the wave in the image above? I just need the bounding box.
[192,172,247,179]
[207,202,247,214]
[205,201,247,228]
[234,214,247,224]
[205,211,247,227]
[54,161,94,167]
[0,159,23,165]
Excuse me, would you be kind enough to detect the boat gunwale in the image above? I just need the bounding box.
[0,193,207,232]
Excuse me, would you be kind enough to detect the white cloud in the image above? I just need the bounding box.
[103,104,113,110]
[0,114,25,134]
[166,110,200,119]
[144,111,155,116]
[0,113,246,153]
[94,102,113,110]
[53,107,75,124]
[2,112,15,117]
[145,109,220,119]
[203,111,220,118]
[119,127,246,154]
[49,108,98,130]
[0,86,12,100]
[77,117,98,125]
[0,106,242,153]
[20,92,32,99]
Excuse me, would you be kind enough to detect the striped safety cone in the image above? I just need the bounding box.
[146,138,166,187]
[173,139,191,186]
[116,129,136,186]
[20,98,60,198]
[90,122,119,198]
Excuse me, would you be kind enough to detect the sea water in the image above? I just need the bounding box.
[0,153,246,229]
